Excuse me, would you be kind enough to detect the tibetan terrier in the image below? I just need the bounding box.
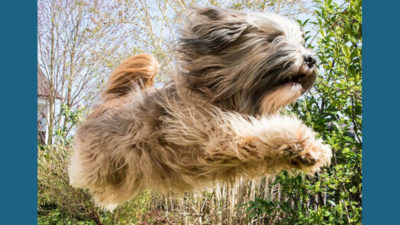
[69,7,332,209]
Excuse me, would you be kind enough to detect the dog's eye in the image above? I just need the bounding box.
[267,35,283,43]
[267,36,275,42]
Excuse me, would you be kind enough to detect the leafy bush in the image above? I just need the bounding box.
[38,144,105,224]
[38,143,165,225]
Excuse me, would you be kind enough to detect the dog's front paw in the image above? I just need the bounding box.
[287,139,332,173]
[253,115,332,173]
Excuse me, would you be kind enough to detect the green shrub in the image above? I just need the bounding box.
[38,144,107,225]
[38,144,161,225]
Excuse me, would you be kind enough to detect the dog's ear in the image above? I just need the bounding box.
[179,8,248,54]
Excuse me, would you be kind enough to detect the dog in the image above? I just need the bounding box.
[68,8,332,210]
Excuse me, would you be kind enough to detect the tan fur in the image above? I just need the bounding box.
[260,83,303,114]
[102,54,159,101]
[69,8,332,210]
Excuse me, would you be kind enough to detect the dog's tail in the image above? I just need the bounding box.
[102,54,159,101]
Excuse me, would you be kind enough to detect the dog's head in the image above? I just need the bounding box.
[176,8,316,116]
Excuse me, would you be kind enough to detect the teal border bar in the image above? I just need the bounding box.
[0,1,37,224]
[363,0,400,224]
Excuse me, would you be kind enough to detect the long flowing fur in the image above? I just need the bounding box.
[103,54,159,101]
[69,8,332,210]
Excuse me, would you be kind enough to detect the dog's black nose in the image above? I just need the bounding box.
[304,55,316,67]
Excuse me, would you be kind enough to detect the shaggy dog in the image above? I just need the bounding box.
[69,8,332,210]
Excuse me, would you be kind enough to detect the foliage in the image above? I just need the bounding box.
[245,0,362,224]
[38,144,104,225]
